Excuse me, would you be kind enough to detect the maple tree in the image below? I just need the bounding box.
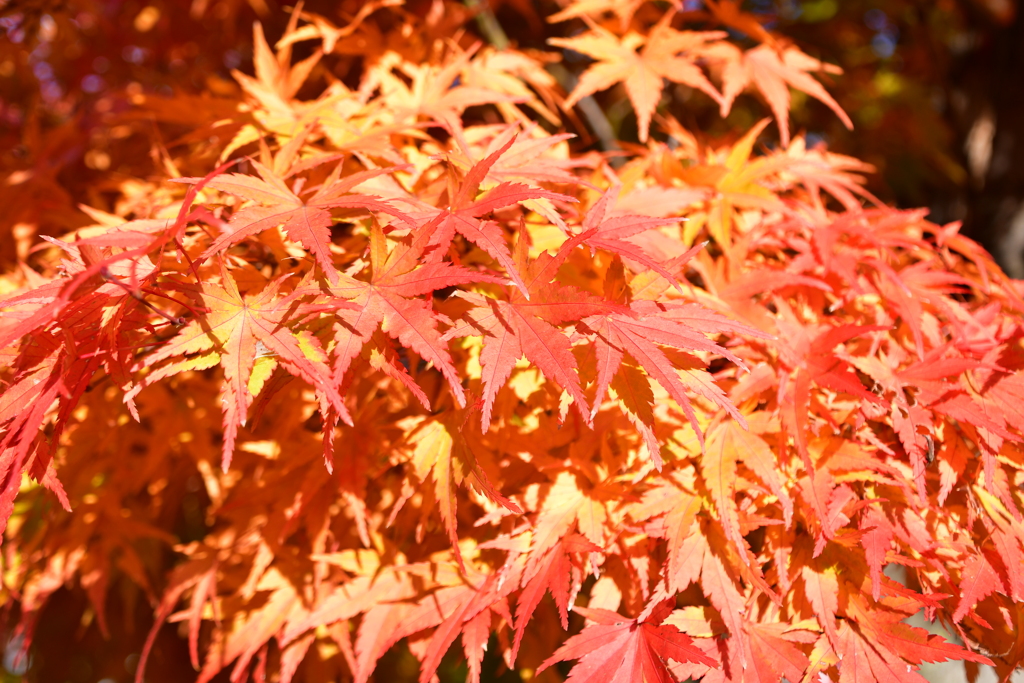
[2,1,1024,683]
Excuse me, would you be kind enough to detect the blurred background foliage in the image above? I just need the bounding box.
[1,0,1023,681]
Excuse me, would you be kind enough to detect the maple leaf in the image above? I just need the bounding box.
[196,568,299,683]
[442,124,582,228]
[536,603,717,683]
[236,21,321,106]
[409,417,465,564]
[743,621,813,682]
[701,421,744,550]
[410,132,575,295]
[327,221,504,411]
[578,189,688,282]
[845,591,995,668]
[319,566,515,683]
[801,562,840,649]
[220,17,334,157]
[773,135,880,212]
[550,20,726,142]
[655,488,703,595]
[953,552,1002,624]
[526,471,597,561]
[692,617,815,683]
[410,573,515,683]
[135,556,219,683]
[352,603,411,683]
[194,161,408,282]
[848,346,990,500]
[408,413,522,570]
[584,300,750,461]
[773,306,884,471]
[836,621,930,683]
[511,533,600,663]
[580,246,765,462]
[859,509,894,601]
[663,120,797,246]
[361,44,527,150]
[460,49,566,126]
[282,569,415,650]
[0,319,88,525]
[444,227,624,430]
[712,42,853,146]
[0,241,186,531]
[699,536,751,670]
[129,268,347,470]
[606,360,663,467]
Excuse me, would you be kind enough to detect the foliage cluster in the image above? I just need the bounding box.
[2,2,1024,682]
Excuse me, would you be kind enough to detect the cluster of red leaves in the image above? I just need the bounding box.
[2,1,1024,682]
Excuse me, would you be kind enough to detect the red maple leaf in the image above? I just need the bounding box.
[410,133,575,295]
[536,602,717,683]
[327,221,505,412]
[578,189,688,283]
[510,533,600,663]
[195,161,408,282]
[580,243,765,464]
[444,227,624,430]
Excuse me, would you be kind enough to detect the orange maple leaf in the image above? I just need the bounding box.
[712,42,853,146]
[130,269,347,470]
[550,21,726,142]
